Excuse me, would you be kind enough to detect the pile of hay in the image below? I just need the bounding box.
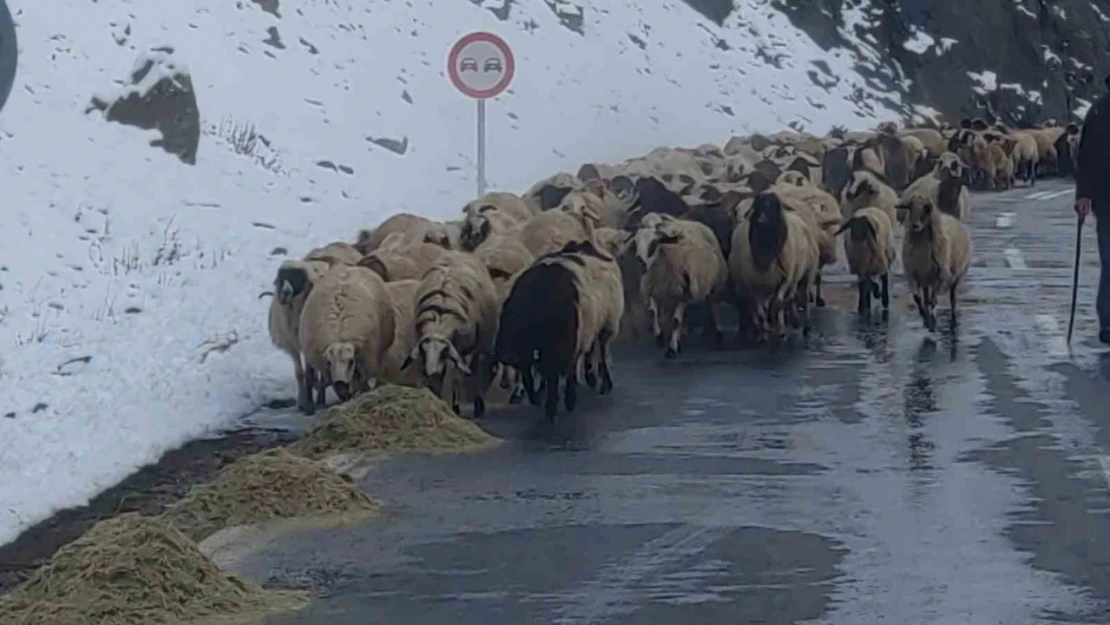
[161,448,379,541]
[0,513,305,625]
[289,384,500,459]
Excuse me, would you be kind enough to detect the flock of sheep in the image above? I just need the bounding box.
[264,116,1083,422]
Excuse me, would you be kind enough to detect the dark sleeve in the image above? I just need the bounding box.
[1076,102,1103,200]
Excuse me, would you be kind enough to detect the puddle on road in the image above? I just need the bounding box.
[256,523,845,625]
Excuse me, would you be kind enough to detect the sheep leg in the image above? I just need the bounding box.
[1029,161,1037,186]
[583,342,599,389]
[880,274,890,309]
[564,361,579,412]
[857,279,870,314]
[665,301,688,359]
[814,272,826,308]
[647,298,664,346]
[598,331,615,395]
[708,299,725,348]
[314,369,329,407]
[469,353,487,419]
[300,364,317,416]
[949,280,959,329]
[544,374,560,422]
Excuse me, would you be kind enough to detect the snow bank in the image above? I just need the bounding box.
[0,0,904,545]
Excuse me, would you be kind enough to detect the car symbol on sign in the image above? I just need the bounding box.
[483,58,502,72]
[459,57,478,72]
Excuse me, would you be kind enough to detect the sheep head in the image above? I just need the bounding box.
[460,213,492,251]
[936,152,965,181]
[836,214,876,243]
[274,264,310,305]
[645,223,682,261]
[902,196,935,233]
[323,342,359,400]
[401,335,471,382]
[747,192,788,271]
[776,170,808,188]
[844,172,874,202]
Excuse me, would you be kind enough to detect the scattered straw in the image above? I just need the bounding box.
[0,513,306,625]
[160,448,379,542]
[289,384,500,459]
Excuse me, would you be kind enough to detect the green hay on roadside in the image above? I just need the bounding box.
[0,513,307,625]
[289,384,501,459]
[160,448,379,542]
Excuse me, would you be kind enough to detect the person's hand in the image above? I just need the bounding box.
[1076,197,1092,219]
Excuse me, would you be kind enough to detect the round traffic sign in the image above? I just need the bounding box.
[447,31,514,100]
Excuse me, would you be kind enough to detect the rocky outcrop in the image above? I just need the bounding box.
[771,0,1110,125]
[88,45,200,164]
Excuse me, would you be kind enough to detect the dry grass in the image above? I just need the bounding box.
[160,448,379,542]
[0,513,306,625]
[289,384,501,459]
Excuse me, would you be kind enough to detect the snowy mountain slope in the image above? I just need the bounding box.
[0,0,913,546]
[773,0,1110,125]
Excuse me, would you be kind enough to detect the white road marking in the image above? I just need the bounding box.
[1040,189,1073,201]
[1003,248,1027,269]
[996,212,1015,228]
[1025,190,1054,200]
[1100,456,1110,490]
[1034,314,1070,357]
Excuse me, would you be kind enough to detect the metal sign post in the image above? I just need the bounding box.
[447,31,515,197]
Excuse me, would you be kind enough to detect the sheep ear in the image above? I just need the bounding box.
[444,343,472,375]
[834,218,854,236]
[400,343,421,371]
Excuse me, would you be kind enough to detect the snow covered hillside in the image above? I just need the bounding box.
[0,0,915,546]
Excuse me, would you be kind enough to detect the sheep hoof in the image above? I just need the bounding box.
[473,396,486,420]
[509,389,525,404]
[664,347,678,359]
[452,403,461,415]
[713,330,725,348]
[600,374,614,395]
[584,370,598,389]
[815,297,826,308]
[654,334,665,347]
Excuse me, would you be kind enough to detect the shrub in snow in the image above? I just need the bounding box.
[88,44,200,164]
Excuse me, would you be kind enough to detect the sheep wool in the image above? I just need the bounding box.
[900,196,973,332]
[297,264,397,414]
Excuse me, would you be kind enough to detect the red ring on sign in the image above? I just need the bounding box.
[448,31,515,99]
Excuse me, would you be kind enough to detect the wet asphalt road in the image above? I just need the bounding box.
[241,179,1110,625]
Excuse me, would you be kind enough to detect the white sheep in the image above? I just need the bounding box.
[474,234,536,283]
[512,209,590,258]
[459,191,537,251]
[838,206,896,313]
[729,191,821,340]
[401,250,500,418]
[640,217,730,357]
[380,279,423,388]
[900,152,970,221]
[304,241,364,266]
[901,195,973,332]
[298,264,397,414]
[357,241,447,282]
[267,259,331,413]
[355,213,437,254]
[774,182,843,306]
[840,169,899,224]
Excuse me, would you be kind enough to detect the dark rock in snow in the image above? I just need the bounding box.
[263,26,285,49]
[367,135,409,155]
[252,0,280,18]
[88,46,201,164]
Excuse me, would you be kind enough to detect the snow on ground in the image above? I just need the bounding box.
[968,70,999,95]
[903,28,935,55]
[0,0,904,546]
